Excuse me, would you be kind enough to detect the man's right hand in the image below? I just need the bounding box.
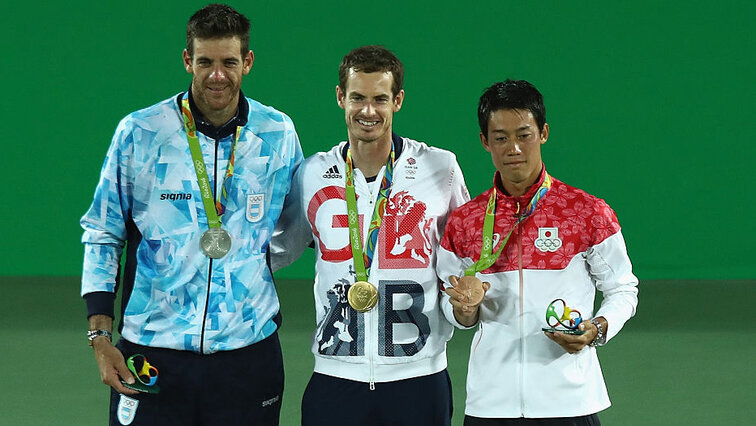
[88,314,138,395]
[445,275,490,327]
[92,337,139,395]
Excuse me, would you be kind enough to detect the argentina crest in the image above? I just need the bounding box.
[117,394,139,425]
[246,193,265,223]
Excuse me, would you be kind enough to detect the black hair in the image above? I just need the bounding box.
[478,79,546,135]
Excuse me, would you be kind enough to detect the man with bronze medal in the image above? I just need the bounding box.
[271,46,469,426]
[80,4,302,425]
[438,80,639,425]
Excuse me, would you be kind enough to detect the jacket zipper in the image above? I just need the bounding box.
[367,178,376,391]
[199,137,220,354]
[369,309,376,390]
[517,202,526,417]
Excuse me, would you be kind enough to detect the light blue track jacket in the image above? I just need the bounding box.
[81,93,303,353]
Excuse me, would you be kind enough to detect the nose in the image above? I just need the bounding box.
[209,64,227,81]
[506,140,523,155]
[360,102,376,116]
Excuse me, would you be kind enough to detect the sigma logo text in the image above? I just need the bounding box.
[261,395,280,407]
[160,192,193,201]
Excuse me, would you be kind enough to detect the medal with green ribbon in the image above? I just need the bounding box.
[344,145,395,312]
[464,173,552,276]
[180,96,241,259]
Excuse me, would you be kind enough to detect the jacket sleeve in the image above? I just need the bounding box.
[270,160,313,273]
[80,117,135,316]
[437,211,478,330]
[448,154,470,210]
[587,229,639,342]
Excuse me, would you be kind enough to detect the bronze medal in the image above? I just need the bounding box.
[348,281,378,312]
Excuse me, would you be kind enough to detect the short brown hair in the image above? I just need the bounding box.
[186,4,250,57]
[338,46,404,97]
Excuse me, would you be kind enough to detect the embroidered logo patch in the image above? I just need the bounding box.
[403,157,418,179]
[246,194,265,223]
[117,394,139,425]
[535,227,562,252]
[323,165,342,179]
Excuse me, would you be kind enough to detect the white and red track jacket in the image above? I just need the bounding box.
[438,168,638,418]
[272,135,469,386]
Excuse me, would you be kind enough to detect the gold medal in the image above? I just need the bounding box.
[348,281,378,312]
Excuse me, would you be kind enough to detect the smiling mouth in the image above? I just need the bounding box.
[357,119,379,127]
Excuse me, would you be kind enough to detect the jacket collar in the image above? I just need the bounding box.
[340,132,404,162]
[175,88,249,140]
[493,164,548,204]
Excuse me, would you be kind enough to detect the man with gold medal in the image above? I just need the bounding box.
[272,46,469,426]
[80,5,302,424]
[437,80,639,425]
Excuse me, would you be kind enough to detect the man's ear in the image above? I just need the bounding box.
[242,50,254,75]
[393,89,405,112]
[336,85,345,109]
[480,132,492,153]
[540,123,549,145]
[182,49,193,73]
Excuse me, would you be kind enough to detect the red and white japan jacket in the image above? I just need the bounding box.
[437,168,638,418]
[272,135,469,386]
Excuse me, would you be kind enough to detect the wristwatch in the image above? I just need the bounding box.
[588,318,606,347]
[87,329,112,347]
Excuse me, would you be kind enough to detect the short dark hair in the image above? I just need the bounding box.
[338,46,404,97]
[186,4,250,57]
[478,79,546,135]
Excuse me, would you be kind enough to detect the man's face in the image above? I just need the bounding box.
[481,108,548,193]
[336,69,404,145]
[183,37,253,116]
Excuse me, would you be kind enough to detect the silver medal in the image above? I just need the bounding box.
[200,228,232,258]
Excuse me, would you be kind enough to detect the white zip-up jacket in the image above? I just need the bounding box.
[437,168,638,418]
[272,135,469,384]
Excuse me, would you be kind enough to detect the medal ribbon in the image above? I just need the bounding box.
[181,97,241,228]
[464,173,552,276]
[344,145,395,282]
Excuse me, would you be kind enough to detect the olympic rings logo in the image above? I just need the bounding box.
[535,227,562,253]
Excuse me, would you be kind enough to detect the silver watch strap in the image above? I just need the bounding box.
[589,318,605,347]
[87,329,112,346]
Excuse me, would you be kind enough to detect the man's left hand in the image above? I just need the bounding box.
[544,316,607,354]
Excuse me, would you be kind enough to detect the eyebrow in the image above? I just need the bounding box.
[195,55,240,62]
[347,90,391,98]
[492,125,533,133]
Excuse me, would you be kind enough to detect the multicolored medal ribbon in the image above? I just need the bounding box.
[464,173,552,276]
[181,95,241,259]
[344,144,395,312]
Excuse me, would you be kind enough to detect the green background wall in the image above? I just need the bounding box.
[1,0,754,279]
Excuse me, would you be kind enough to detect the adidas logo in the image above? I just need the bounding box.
[323,165,342,179]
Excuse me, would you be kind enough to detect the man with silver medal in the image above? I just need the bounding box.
[79,4,303,425]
